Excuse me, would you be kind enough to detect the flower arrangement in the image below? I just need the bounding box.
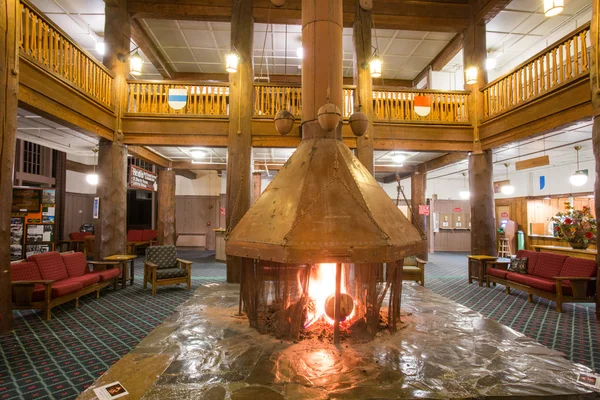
[551,202,596,249]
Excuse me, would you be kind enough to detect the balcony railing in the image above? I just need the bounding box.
[126,82,229,115]
[373,89,470,123]
[19,0,113,108]
[482,23,590,120]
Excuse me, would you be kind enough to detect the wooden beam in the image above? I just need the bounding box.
[473,0,512,23]
[127,145,171,167]
[128,0,471,32]
[381,171,412,183]
[66,159,94,174]
[411,169,427,259]
[469,150,496,256]
[157,169,176,245]
[130,18,174,79]
[413,31,464,85]
[422,152,468,172]
[175,169,197,179]
[515,155,550,171]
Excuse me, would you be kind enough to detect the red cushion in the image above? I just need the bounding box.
[11,261,42,282]
[559,257,597,278]
[507,272,557,293]
[61,252,88,277]
[50,280,83,298]
[93,268,121,281]
[533,253,568,280]
[487,267,509,279]
[127,230,143,241]
[141,230,156,241]
[28,252,69,281]
[516,250,540,274]
[68,273,100,287]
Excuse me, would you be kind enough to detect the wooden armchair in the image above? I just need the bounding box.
[143,245,192,296]
[403,257,426,286]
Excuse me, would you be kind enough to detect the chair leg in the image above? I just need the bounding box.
[96,289,100,299]
[113,276,118,291]
[505,286,510,294]
[44,306,51,321]
[528,294,533,303]
[152,283,157,297]
[74,298,79,308]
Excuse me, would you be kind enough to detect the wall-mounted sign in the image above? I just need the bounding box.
[220,207,226,216]
[418,205,430,215]
[93,197,100,219]
[501,212,509,218]
[129,165,158,192]
[453,207,462,212]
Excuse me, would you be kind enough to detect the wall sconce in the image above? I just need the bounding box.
[465,66,478,85]
[544,0,564,17]
[117,47,143,76]
[369,53,382,78]
[226,51,240,73]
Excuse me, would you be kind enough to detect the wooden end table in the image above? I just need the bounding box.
[467,255,500,287]
[104,254,137,289]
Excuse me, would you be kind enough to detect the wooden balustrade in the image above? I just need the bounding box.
[19,1,113,108]
[127,82,229,115]
[373,90,470,123]
[482,23,590,120]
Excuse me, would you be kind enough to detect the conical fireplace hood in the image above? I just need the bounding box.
[226,134,425,264]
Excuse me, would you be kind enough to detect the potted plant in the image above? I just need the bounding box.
[551,202,596,250]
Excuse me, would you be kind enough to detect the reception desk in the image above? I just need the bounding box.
[214,228,226,262]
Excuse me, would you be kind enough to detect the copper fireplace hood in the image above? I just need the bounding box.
[226,131,424,264]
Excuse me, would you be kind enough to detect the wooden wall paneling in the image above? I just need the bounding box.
[63,193,95,240]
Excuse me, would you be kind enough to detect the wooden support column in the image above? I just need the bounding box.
[468,150,497,256]
[411,168,428,260]
[0,0,19,334]
[353,1,374,173]
[95,0,130,259]
[252,171,262,204]
[226,0,253,283]
[157,169,176,245]
[464,17,495,256]
[54,151,67,242]
[590,0,600,319]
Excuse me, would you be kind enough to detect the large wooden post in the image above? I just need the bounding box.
[469,150,497,256]
[0,0,19,334]
[157,169,176,246]
[411,168,428,260]
[95,0,130,259]
[464,18,495,256]
[252,171,262,204]
[353,1,374,173]
[590,0,600,319]
[226,0,253,283]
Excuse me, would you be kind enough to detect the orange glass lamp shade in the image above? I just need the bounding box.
[414,95,431,117]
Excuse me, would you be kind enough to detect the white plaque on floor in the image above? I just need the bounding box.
[92,381,129,399]
[577,373,600,389]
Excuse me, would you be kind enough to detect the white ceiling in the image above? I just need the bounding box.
[141,19,454,80]
[442,0,592,78]
[16,108,98,156]
[427,119,594,181]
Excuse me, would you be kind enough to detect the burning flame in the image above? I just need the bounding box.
[304,263,355,328]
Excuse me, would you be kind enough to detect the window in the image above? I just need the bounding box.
[23,141,42,175]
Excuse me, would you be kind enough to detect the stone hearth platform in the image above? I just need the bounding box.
[78,283,600,399]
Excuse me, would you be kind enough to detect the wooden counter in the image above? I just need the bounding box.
[531,245,597,260]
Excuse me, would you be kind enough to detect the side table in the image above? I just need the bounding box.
[104,254,137,289]
[467,255,500,287]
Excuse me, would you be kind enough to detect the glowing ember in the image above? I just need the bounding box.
[304,263,355,328]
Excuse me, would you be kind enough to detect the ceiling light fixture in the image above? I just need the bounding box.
[296,47,303,59]
[459,172,470,199]
[500,163,514,195]
[189,148,207,160]
[544,0,564,17]
[86,148,99,186]
[485,56,496,70]
[95,41,105,55]
[369,53,382,78]
[391,152,407,164]
[569,145,588,186]
[117,47,144,76]
[465,66,478,85]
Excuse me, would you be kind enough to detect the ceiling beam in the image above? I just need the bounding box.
[175,169,198,179]
[127,145,171,167]
[128,0,471,32]
[422,152,469,172]
[412,33,463,87]
[66,160,94,174]
[381,171,412,183]
[130,18,175,79]
[473,0,512,23]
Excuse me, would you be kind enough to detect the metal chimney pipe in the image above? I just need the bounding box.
[301,0,344,128]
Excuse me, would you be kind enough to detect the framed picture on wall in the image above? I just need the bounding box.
[26,224,44,243]
[42,189,56,204]
[26,244,51,258]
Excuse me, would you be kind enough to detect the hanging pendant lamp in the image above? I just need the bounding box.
[459,172,470,199]
[87,148,99,186]
[500,163,514,195]
[569,146,588,186]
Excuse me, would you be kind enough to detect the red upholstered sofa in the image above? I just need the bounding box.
[11,251,121,320]
[486,250,597,312]
[68,232,93,241]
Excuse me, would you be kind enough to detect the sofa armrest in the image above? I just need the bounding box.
[487,261,510,270]
[12,280,53,306]
[144,261,158,270]
[414,258,426,271]
[88,260,120,271]
[177,258,192,272]
[554,277,596,298]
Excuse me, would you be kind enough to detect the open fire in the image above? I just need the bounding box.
[304,264,355,328]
